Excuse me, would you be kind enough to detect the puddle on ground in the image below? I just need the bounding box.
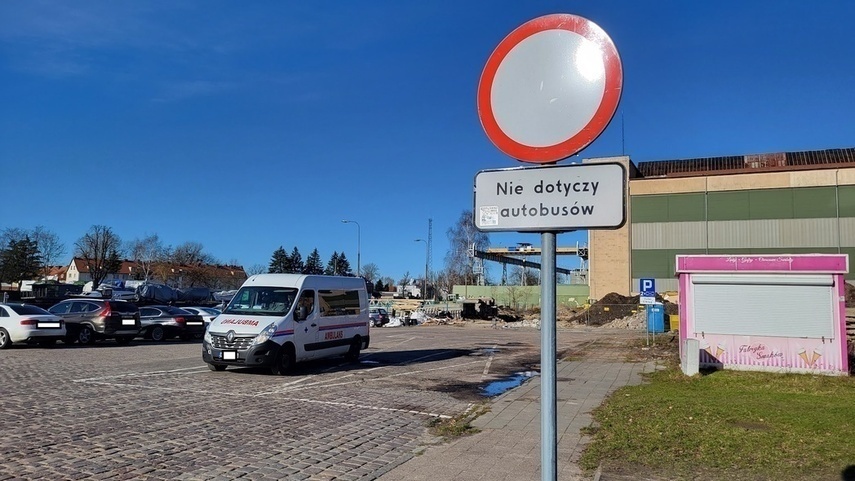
[470,348,501,356]
[481,371,539,397]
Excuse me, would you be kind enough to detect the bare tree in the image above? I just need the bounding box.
[398,271,411,297]
[444,210,490,286]
[4,226,66,281]
[505,285,521,311]
[31,226,65,280]
[434,269,455,301]
[129,233,165,281]
[0,228,27,246]
[170,241,216,266]
[75,225,123,288]
[361,262,380,282]
[246,264,266,275]
[509,265,541,287]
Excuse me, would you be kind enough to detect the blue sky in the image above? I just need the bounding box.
[2,1,854,283]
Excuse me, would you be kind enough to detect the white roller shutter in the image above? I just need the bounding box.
[691,274,835,339]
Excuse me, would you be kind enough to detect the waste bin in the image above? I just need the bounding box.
[646,303,665,333]
[668,314,680,332]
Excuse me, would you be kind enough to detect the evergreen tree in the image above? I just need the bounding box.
[268,246,289,273]
[304,249,324,274]
[106,248,123,278]
[337,252,353,276]
[325,251,340,275]
[0,236,42,285]
[289,247,304,273]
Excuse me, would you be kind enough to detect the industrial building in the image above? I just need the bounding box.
[588,147,855,299]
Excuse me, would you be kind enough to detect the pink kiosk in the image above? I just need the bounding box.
[677,254,849,376]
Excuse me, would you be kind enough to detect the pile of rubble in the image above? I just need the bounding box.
[378,291,683,331]
[599,309,646,329]
[568,292,677,327]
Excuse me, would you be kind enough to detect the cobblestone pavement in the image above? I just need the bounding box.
[0,325,641,480]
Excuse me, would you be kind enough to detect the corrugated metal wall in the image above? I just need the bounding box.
[630,185,855,289]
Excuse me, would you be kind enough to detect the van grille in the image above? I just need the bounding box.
[211,334,254,351]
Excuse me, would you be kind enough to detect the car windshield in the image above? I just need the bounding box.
[224,287,298,316]
[8,304,51,315]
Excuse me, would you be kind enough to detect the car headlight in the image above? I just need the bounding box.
[251,323,276,346]
[204,330,213,344]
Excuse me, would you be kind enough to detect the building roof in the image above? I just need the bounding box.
[70,258,138,274]
[68,258,247,277]
[47,265,68,278]
[633,147,855,179]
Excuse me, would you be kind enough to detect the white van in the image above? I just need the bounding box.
[202,274,370,374]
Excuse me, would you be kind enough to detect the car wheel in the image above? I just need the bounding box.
[270,344,295,376]
[149,326,165,342]
[115,336,133,345]
[0,328,11,349]
[207,363,226,372]
[77,326,96,345]
[344,336,362,362]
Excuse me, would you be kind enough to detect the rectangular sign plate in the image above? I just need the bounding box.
[474,162,626,232]
[222,351,237,360]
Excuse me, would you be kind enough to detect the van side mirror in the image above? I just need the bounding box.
[295,305,308,321]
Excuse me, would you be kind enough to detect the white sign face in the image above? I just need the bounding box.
[477,14,623,163]
[491,30,605,149]
[640,296,656,305]
[474,162,625,232]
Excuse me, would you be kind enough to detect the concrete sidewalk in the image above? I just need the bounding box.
[378,359,654,481]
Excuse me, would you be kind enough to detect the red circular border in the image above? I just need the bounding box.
[477,14,623,164]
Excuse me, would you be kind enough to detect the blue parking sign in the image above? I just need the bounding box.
[640,278,655,294]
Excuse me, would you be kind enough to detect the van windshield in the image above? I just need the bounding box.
[224,287,298,316]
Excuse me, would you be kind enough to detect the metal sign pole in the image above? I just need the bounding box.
[541,232,557,481]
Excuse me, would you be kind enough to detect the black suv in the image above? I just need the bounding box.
[48,299,141,345]
[369,307,390,327]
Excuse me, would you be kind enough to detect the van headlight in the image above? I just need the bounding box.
[251,323,276,346]
[204,330,213,344]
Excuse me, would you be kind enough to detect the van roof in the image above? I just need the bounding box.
[243,274,367,289]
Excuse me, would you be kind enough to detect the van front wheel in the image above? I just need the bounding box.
[270,344,295,376]
[345,336,361,363]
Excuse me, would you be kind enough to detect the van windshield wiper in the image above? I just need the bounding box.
[224,309,252,315]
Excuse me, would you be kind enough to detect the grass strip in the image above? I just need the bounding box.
[580,366,855,480]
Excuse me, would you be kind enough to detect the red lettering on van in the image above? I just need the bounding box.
[324,331,343,340]
[221,319,259,327]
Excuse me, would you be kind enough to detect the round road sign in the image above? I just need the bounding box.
[477,14,623,163]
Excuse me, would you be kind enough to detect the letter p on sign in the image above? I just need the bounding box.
[640,278,655,293]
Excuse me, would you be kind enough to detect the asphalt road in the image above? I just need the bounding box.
[0,324,620,480]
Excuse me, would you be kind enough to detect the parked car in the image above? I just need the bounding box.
[47,299,140,345]
[369,307,389,327]
[181,306,221,327]
[138,305,205,341]
[0,303,67,348]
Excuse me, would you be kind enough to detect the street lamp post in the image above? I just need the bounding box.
[341,220,360,276]
[415,239,428,301]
